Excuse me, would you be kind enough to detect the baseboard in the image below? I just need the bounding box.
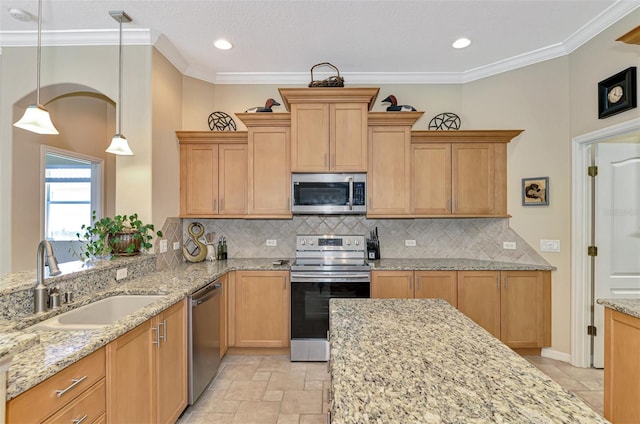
[541,347,571,363]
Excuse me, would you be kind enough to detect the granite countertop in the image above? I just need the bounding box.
[329,298,605,423]
[597,298,640,319]
[2,258,290,401]
[369,258,555,271]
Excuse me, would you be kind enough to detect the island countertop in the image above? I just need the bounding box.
[597,298,640,319]
[329,298,605,423]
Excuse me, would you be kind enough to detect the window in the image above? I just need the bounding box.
[44,150,102,241]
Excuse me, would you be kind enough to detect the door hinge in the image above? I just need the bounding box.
[587,246,598,256]
[587,325,597,336]
[588,166,598,177]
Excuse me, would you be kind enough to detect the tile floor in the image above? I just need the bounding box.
[177,354,604,423]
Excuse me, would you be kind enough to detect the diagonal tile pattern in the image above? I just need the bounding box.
[177,354,603,423]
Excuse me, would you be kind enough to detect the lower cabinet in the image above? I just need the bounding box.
[106,299,187,424]
[604,308,640,423]
[371,270,457,307]
[233,270,290,348]
[458,270,550,349]
[7,347,106,423]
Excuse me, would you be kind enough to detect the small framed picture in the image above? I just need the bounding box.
[598,67,637,119]
[522,177,549,206]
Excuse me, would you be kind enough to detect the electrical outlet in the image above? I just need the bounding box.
[173,241,180,251]
[266,239,277,247]
[116,268,128,280]
[405,240,416,247]
[503,242,516,250]
[540,239,560,252]
[159,239,168,253]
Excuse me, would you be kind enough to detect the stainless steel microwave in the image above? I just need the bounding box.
[292,173,366,214]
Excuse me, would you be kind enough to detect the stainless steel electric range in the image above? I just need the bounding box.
[290,234,371,361]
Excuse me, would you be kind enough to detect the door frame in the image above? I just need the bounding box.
[571,117,640,367]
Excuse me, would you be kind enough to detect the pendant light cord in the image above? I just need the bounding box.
[117,16,123,135]
[36,0,43,106]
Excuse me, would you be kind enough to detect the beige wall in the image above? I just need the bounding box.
[151,49,182,231]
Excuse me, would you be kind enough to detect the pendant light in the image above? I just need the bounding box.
[13,0,59,135]
[105,11,134,156]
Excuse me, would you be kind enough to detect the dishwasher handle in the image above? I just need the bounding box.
[192,283,221,306]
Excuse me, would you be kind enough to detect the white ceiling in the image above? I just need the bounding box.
[1,0,639,85]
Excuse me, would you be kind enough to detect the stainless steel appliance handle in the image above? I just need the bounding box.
[192,288,220,306]
[192,282,222,305]
[290,272,371,279]
[348,176,353,210]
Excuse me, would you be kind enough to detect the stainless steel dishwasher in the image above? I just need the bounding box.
[188,279,222,404]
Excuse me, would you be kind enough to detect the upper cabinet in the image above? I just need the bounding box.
[279,87,379,172]
[236,113,292,218]
[177,132,248,217]
[411,130,523,217]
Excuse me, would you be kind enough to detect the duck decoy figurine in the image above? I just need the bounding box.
[245,98,281,113]
[382,95,416,111]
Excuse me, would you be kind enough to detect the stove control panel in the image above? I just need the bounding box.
[296,235,365,251]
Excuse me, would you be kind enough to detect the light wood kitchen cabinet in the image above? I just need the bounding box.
[410,130,522,217]
[371,270,457,307]
[106,299,187,424]
[367,113,423,217]
[233,271,290,347]
[178,132,248,217]
[7,347,106,424]
[236,113,292,218]
[458,270,550,349]
[604,307,640,423]
[279,87,379,172]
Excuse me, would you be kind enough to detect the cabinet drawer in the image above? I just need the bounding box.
[7,347,106,423]
[43,379,105,424]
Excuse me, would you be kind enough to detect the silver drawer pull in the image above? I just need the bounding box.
[72,414,88,424]
[55,376,87,397]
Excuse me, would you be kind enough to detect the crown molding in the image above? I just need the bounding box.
[0,28,151,46]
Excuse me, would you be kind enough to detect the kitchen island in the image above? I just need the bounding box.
[329,298,605,423]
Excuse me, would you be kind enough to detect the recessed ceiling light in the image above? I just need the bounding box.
[214,39,233,50]
[452,38,471,49]
[9,8,33,22]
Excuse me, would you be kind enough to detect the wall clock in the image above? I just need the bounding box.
[598,67,637,119]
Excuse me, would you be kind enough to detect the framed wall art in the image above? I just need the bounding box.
[522,177,549,206]
[598,67,637,119]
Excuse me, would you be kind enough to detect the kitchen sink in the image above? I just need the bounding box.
[28,295,164,331]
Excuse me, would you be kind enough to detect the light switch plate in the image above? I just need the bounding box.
[116,268,128,280]
[540,239,560,252]
[266,239,277,247]
[173,241,180,250]
[405,240,416,247]
[503,242,516,250]
[159,239,168,253]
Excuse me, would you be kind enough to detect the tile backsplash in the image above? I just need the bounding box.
[178,216,549,266]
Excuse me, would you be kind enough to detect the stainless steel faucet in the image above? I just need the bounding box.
[34,240,62,313]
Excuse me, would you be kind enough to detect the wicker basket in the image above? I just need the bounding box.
[308,62,344,87]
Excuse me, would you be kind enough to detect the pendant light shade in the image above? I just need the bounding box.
[105,10,134,156]
[13,0,59,135]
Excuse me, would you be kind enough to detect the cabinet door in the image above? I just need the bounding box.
[412,143,452,215]
[291,103,330,171]
[500,271,544,348]
[106,320,154,424]
[180,144,218,216]
[414,271,458,307]
[234,271,290,347]
[371,271,414,298]
[604,308,640,423]
[452,143,504,215]
[248,127,292,217]
[367,126,411,216]
[156,299,188,424]
[218,144,248,216]
[331,103,368,171]
[457,271,501,338]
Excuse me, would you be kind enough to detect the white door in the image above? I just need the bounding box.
[593,142,640,368]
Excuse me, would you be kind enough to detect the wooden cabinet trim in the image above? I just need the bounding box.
[236,113,291,128]
[411,130,523,144]
[176,131,248,144]
[278,87,380,111]
[368,111,423,126]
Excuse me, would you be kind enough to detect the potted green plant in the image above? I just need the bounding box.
[75,211,163,260]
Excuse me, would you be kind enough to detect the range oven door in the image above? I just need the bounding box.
[290,271,370,361]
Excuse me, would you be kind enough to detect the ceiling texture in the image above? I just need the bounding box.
[1,0,639,85]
